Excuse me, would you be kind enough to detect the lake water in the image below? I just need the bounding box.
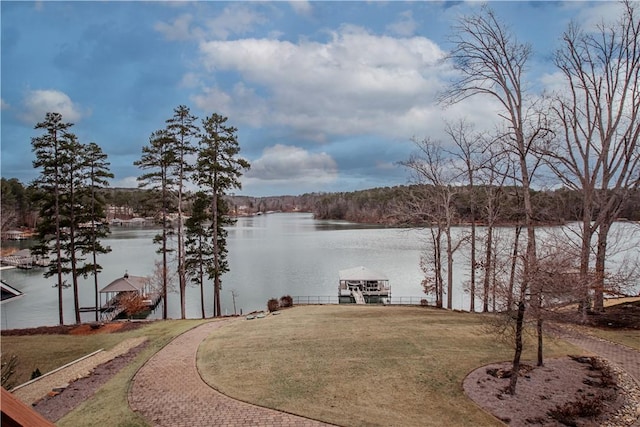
[1,213,638,329]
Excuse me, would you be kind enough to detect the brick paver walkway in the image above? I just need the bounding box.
[128,320,332,427]
[546,323,640,382]
[547,323,640,427]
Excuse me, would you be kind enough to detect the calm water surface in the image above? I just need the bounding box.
[2,213,638,329]
[1,213,432,328]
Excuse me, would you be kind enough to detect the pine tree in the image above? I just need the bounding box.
[84,142,114,321]
[31,112,74,325]
[185,191,215,318]
[195,113,250,317]
[135,129,176,320]
[166,105,198,319]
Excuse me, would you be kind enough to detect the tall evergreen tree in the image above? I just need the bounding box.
[185,191,215,318]
[85,142,114,321]
[59,134,89,324]
[135,129,176,320]
[195,113,250,317]
[31,112,74,325]
[166,105,198,319]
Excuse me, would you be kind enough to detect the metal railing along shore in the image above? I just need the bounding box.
[291,296,435,306]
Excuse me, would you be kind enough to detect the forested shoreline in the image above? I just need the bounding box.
[3,179,639,231]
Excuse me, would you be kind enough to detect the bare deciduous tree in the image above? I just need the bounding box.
[402,138,466,309]
[445,119,483,311]
[441,5,552,393]
[548,1,640,314]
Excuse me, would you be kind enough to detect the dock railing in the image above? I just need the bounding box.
[292,296,435,306]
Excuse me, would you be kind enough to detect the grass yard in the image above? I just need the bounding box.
[198,305,578,427]
[2,319,209,427]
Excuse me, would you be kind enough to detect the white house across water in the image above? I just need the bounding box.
[338,266,391,304]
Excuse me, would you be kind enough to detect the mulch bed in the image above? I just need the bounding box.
[32,341,148,422]
[464,356,631,427]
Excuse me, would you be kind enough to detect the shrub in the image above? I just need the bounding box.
[280,295,293,308]
[30,368,42,380]
[548,392,608,422]
[267,298,279,312]
[420,299,429,306]
[1,354,18,389]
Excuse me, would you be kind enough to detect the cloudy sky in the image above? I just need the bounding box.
[0,1,622,196]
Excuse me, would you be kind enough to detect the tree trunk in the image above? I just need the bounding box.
[199,235,206,319]
[212,194,221,317]
[593,221,611,312]
[446,227,454,310]
[482,226,493,312]
[537,313,544,367]
[507,300,526,395]
[507,226,521,310]
[178,164,186,320]
[470,214,476,312]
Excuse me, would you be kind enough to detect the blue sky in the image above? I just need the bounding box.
[0,1,623,196]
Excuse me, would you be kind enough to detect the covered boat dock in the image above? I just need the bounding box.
[98,272,160,321]
[338,266,391,304]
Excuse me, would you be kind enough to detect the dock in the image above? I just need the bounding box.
[338,266,391,304]
[0,249,49,270]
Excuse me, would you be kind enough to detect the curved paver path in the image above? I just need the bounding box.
[129,320,332,427]
[546,323,640,382]
[547,323,640,427]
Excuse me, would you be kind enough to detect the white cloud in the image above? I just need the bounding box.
[569,2,627,33]
[386,10,418,37]
[246,144,337,183]
[179,72,202,89]
[154,14,201,41]
[21,89,85,124]
[289,1,312,17]
[196,26,447,141]
[1,98,9,110]
[204,4,266,40]
[112,176,138,188]
[540,70,567,95]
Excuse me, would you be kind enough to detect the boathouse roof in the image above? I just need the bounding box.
[100,273,147,293]
[339,266,388,282]
[1,279,23,302]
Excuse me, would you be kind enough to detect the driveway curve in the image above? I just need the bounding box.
[129,320,332,427]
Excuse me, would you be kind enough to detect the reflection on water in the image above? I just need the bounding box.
[2,213,639,329]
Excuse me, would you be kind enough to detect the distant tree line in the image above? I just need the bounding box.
[309,186,640,225]
[3,181,638,231]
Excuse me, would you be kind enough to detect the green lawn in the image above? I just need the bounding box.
[2,319,209,427]
[198,305,578,427]
[0,306,586,427]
